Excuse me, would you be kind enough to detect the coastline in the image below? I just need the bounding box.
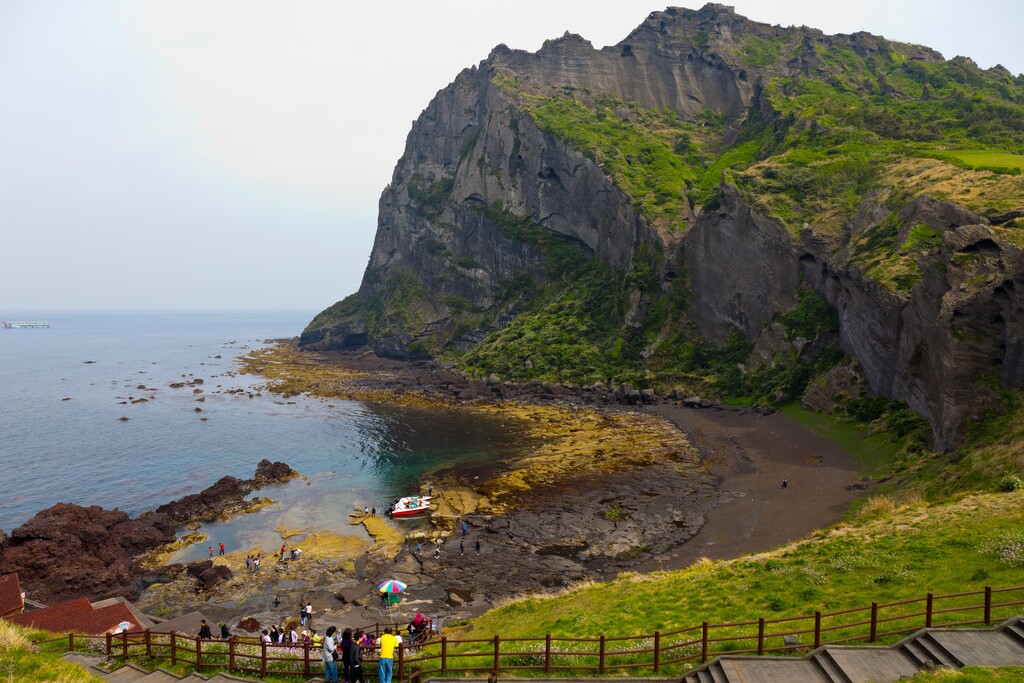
[3,339,873,633]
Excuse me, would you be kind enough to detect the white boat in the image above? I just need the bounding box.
[389,495,432,518]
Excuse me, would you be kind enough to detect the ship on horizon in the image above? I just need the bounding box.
[2,320,51,329]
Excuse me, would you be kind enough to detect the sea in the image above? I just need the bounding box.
[0,312,531,561]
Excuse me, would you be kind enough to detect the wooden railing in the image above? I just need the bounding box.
[32,585,1024,680]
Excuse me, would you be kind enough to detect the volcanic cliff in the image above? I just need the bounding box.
[302,4,1024,450]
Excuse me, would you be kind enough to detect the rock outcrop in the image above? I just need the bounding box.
[303,4,1024,448]
[0,460,297,603]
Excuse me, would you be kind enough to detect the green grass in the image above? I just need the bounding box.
[1,621,105,682]
[932,149,1024,173]
[779,404,907,474]
[438,491,1024,676]
[902,667,1024,682]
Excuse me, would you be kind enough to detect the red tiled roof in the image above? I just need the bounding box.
[68,603,142,636]
[0,573,23,617]
[9,597,93,630]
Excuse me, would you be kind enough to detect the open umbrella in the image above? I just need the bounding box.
[378,579,408,594]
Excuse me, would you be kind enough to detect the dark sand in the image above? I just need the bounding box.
[640,404,868,571]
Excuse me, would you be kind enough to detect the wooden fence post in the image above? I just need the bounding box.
[544,634,551,673]
[701,622,709,664]
[68,632,74,653]
[105,632,112,658]
[122,630,128,662]
[493,635,500,673]
[145,629,151,658]
[653,630,661,673]
[926,593,934,628]
[196,636,202,672]
[441,636,448,674]
[229,636,236,672]
[985,586,993,625]
[304,640,311,677]
[870,602,878,643]
[170,631,177,665]
[757,618,765,656]
[398,643,404,682]
[814,611,822,649]
[261,640,267,678]
[598,635,605,674]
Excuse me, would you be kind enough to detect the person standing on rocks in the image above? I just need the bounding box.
[219,542,225,556]
[322,626,339,683]
[378,627,398,683]
[460,539,464,555]
[461,521,468,537]
[475,539,481,555]
[208,546,214,558]
[306,601,314,627]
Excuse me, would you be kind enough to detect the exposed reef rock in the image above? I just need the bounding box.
[303,3,1024,449]
[0,460,297,603]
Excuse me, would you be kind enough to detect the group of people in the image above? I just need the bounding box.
[322,626,386,683]
[196,619,231,640]
[279,544,304,560]
[244,554,263,571]
[260,623,314,646]
[207,542,225,558]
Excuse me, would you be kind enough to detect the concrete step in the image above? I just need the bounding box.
[136,671,181,683]
[1003,619,1024,645]
[930,629,1024,667]
[812,649,851,683]
[822,647,921,683]
[103,665,155,683]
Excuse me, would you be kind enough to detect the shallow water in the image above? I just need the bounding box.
[0,312,532,557]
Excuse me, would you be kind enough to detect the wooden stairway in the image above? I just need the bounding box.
[63,652,269,683]
[682,616,1024,682]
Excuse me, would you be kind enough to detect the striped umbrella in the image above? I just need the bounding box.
[378,579,408,594]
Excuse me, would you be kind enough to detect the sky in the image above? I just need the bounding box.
[1,1,1021,314]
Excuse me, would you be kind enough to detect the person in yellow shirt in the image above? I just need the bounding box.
[377,627,398,683]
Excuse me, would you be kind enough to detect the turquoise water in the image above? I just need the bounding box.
[0,313,530,558]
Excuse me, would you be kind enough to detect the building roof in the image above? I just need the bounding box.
[0,573,23,617]
[91,597,157,629]
[154,611,212,637]
[8,597,142,635]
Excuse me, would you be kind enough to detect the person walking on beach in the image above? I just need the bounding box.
[280,544,287,560]
[378,627,398,683]
[219,542,225,556]
[208,546,214,558]
[322,626,339,683]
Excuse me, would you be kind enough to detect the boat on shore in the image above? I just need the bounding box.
[2,321,50,329]
[389,495,432,518]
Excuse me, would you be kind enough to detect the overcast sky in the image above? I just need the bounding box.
[1,1,1021,314]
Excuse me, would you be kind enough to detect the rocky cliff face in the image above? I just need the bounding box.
[303,4,1024,449]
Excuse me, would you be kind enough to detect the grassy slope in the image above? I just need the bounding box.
[446,491,1024,674]
[0,621,104,683]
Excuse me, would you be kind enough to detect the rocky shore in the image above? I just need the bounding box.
[127,342,863,634]
[0,459,297,603]
[4,342,868,638]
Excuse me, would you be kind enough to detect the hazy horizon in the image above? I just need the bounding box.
[3,0,1022,314]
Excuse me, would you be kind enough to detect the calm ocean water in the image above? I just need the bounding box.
[0,312,529,560]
